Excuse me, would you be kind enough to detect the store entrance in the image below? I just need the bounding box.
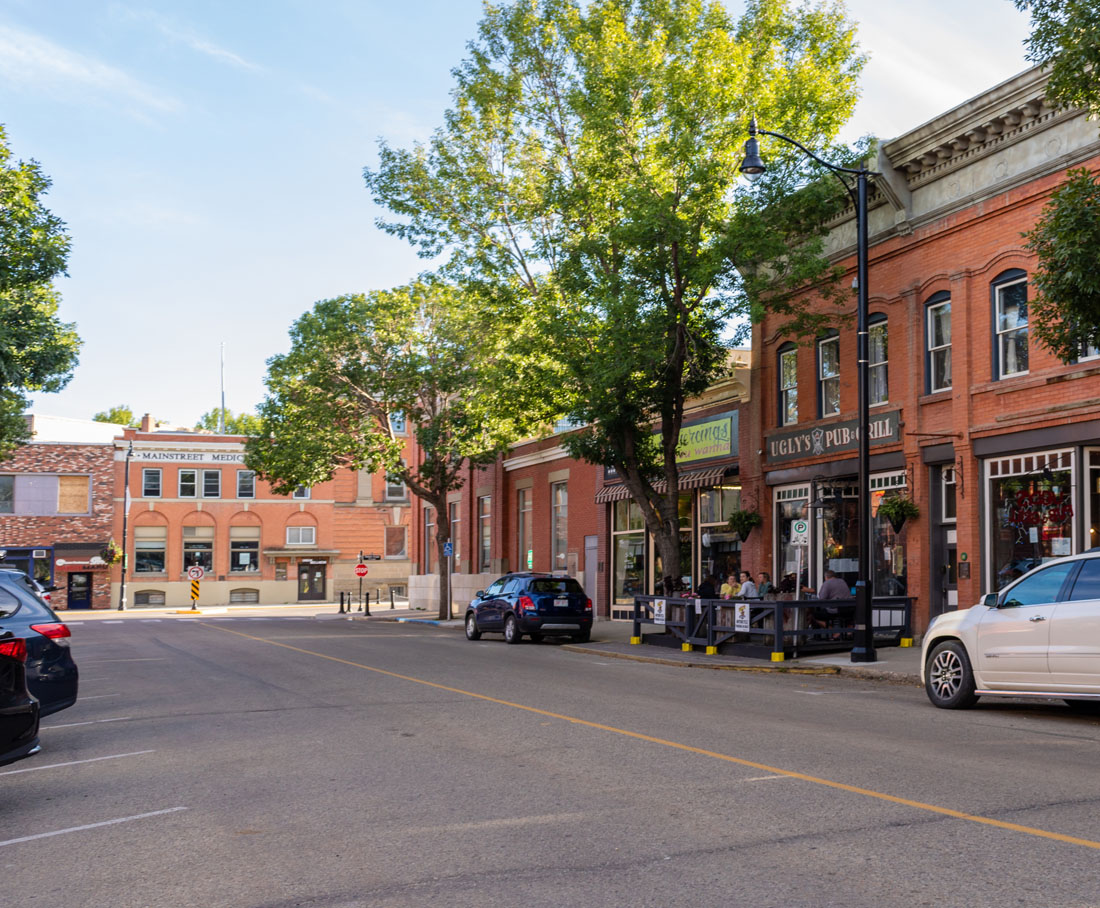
[297,560,327,601]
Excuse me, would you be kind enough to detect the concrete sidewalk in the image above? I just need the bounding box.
[369,609,924,685]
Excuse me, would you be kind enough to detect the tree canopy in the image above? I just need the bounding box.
[1016,0,1100,116]
[0,125,80,457]
[93,405,139,427]
[365,0,864,590]
[246,278,554,618]
[195,408,263,436]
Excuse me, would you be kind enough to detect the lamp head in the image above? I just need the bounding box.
[739,119,766,181]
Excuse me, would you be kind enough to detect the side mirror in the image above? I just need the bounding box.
[981,593,999,608]
[475,590,485,599]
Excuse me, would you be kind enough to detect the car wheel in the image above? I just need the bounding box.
[571,630,591,643]
[465,613,481,641]
[925,640,979,709]
[504,614,522,644]
[1064,699,1100,714]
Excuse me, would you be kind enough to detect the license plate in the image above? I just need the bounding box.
[554,597,569,608]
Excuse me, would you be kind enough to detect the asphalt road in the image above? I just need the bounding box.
[5,614,1100,908]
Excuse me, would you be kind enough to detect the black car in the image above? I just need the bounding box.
[0,634,40,766]
[465,573,592,644]
[0,570,78,716]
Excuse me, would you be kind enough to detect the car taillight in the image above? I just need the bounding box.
[519,595,537,614]
[30,623,71,640]
[584,598,592,612]
[0,638,27,661]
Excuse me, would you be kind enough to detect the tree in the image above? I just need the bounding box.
[0,125,80,457]
[93,405,139,427]
[194,408,263,436]
[1022,168,1100,361]
[1015,0,1100,116]
[365,0,863,592]
[245,279,552,619]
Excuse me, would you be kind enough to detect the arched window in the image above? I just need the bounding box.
[777,343,798,426]
[925,292,951,393]
[991,269,1028,379]
[817,332,840,417]
[869,314,888,406]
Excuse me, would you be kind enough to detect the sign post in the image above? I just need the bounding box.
[186,565,204,612]
[443,541,454,619]
[355,553,369,616]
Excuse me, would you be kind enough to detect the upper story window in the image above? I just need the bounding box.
[292,485,311,499]
[179,469,198,498]
[390,412,407,434]
[869,317,888,406]
[817,334,840,417]
[993,271,1028,379]
[202,470,221,498]
[551,481,568,573]
[942,466,957,522]
[237,470,255,498]
[142,468,162,498]
[926,295,952,393]
[778,345,798,426]
[386,462,406,500]
[286,526,316,545]
[0,474,90,515]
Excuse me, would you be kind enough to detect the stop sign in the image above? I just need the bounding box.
[354,563,368,578]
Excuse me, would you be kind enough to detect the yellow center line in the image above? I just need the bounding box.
[204,622,1100,851]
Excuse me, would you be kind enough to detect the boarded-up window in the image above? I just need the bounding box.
[134,590,166,606]
[57,475,90,513]
[385,526,407,558]
[229,588,260,603]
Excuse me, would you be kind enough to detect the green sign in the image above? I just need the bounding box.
[677,416,734,464]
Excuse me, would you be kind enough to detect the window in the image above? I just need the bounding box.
[517,488,532,572]
[0,475,12,513]
[424,506,436,574]
[1068,559,1100,602]
[237,470,255,498]
[449,502,461,566]
[478,496,491,573]
[994,273,1028,378]
[778,346,797,426]
[385,525,407,559]
[230,526,260,572]
[142,468,162,498]
[229,589,260,604]
[1001,562,1075,607]
[134,526,167,573]
[57,476,90,513]
[293,485,311,499]
[927,296,952,392]
[202,470,221,499]
[286,526,316,546]
[612,498,646,606]
[134,590,166,606]
[869,318,888,406]
[182,526,214,573]
[386,464,406,501]
[551,481,568,572]
[179,469,197,498]
[390,412,406,434]
[817,335,840,417]
[942,467,957,522]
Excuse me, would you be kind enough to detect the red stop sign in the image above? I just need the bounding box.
[354,563,368,577]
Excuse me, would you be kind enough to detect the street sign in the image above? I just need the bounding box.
[653,599,666,626]
[355,563,368,578]
[734,602,750,632]
[790,519,810,547]
[187,565,205,581]
[443,541,453,558]
[190,580,200,601]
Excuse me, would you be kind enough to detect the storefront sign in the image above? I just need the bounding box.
[605,411,739,480]
[131,449,246,464]
[766,410,900,464]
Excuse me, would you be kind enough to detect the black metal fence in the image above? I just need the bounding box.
[630,595,913,661]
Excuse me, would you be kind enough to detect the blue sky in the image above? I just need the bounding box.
[4,0,1033,428]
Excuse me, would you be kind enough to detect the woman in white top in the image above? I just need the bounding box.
[737,570,758,598]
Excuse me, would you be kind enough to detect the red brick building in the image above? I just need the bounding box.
[0,415,122,609]
[751,64,1100,634]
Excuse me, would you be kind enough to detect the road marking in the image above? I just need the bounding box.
[101,620,124,624]
[0,748,151,775]
[0,807,187,848]
[140,619,163,623]
[207,622,1100,853]
[45,717,132,729]
[79,658,166,664]
[75,694,119,700]
[743,775,788,782]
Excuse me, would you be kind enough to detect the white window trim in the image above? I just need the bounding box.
[142,468,162,498]
[869,320,888,407]
[179,469,197,498]
[779,347,798,426]
[928,300,952,393]
[286,526,316,546]
[292,485,311,499]
[236,470,256,499]
[995,277,1029,379]
[202,469,221,499]
[818,336,840,417]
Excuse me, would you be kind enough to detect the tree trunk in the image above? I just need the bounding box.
[436,529,452,621]
[652,522,684,596]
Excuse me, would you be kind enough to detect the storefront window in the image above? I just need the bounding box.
[990,455,1073,591]
[819,483,859,594]
[775,487,810,596]
[612,499,646,605]
[699,485,741,587]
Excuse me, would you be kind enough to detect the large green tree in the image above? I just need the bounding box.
[246,279,552,619]
[93,405,139,427]
[1015,0,1100,116]
[195,408,263,436]
[365,0,863,592]
[0,125,80,457]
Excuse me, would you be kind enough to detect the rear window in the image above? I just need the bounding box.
[0,579,52,619]
[527,578,584,594]
[0,587,20,620]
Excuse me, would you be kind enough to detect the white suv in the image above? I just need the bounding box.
[922,550,1100,709]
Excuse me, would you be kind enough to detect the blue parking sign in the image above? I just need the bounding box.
[444,541,453,558]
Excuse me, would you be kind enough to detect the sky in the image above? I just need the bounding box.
[3,0,1035,428]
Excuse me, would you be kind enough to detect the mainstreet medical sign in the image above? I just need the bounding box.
[766,410,900,464]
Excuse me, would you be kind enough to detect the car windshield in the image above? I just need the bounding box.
[528,578,583,594]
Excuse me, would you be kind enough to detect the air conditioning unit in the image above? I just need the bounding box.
[33,549,48,558]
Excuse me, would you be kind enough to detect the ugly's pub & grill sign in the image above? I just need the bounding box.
[766,411,900,464]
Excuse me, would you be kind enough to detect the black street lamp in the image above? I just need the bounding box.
[117,439,134,611]
[739,118,879,663]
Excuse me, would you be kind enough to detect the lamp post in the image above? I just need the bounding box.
[739,118,879,663]
[117,439,134,611]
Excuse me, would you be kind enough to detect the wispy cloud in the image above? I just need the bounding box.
[114,6,262,72]
[0,22,180,114]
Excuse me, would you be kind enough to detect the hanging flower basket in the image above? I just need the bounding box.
[726,509,763,542]
[877,494,920,534]
[100,538,123,566]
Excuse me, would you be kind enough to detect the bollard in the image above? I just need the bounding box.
[338,592,344,614]
[365,588,371,617]
[390,589,395,609]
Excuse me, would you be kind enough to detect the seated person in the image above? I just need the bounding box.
[695,574,717,599]
[720,574,741,599]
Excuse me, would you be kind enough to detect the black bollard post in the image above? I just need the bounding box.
[390,589,395,609]
[339,592,345,614]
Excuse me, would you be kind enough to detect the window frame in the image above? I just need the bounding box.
[142,468,162,498]
[477,495,491,573]
[517,488,532,572]
[236,470,256,499]
[384,525,407,559]
[551,481,568,573]
[286,526,316,546]
[292,485,311,500]
[992,270,1029,380]
[202,469,221,499]
[179,469,198,498]
[926,294,952,394]
[816,333,840,418]
[868,315,888,407]
[778,344,798,427]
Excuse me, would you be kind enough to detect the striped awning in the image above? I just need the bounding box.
[594,464,733,503]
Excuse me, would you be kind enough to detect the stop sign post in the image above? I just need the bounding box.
[355,563,368,578]
[357,553,370,616]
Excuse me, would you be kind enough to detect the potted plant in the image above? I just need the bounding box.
[877,494,920,534]
[726,509,763,542]
[100,538,123,566]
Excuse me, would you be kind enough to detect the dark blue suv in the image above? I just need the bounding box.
[465,573,592,644]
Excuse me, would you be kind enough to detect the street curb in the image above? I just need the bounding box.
[559,644,841,675]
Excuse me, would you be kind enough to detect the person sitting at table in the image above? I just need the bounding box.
[737,570,758,599]
[720,574,741,599]
[695,574,717,599]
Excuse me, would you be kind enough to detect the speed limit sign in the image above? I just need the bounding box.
[187,565,205,581]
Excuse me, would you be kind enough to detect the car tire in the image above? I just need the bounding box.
[571,630,591,644]
[1064,699,1100,714]
[465,613,481,641]
[504,614,522,644]
[925,640,979,709]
